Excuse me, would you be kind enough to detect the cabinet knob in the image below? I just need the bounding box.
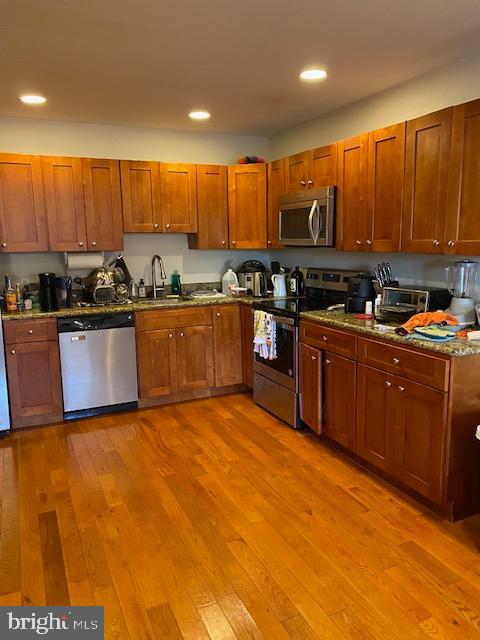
[165,224,171,230]
[311,355,317,361]
[221,240,226,245]
[322,335,328,342]
[385,380,392,387]
[154,223,159,229]
[1,242,6,248]
[366,239,372,245]
[78,241,84,247]
[447,240,455,247]
[433,239,440,246]
[393,357,400,365]
[301,180,307,186]
[180,332,184,337]
[398,385,405,392]
[325,358,331,364]
[268,240,272,245]
[28,329,33,335]
[356,240,363,246]
[216,312,221,317]
[307,180,313,186]
[231,240,236,245]
[10,349,15,355]
[169,333,173,338]
[91,241,97,246]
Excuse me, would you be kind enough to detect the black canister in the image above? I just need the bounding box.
[38,273,59,312]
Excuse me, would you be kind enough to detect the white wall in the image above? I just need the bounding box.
[270,49,480,158]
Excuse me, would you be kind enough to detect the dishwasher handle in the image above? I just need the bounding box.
[58,312,135,333]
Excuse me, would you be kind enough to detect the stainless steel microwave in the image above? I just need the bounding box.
[278,187,335,247]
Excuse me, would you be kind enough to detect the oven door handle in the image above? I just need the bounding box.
[271,315,296,327]
[309,200,319,245]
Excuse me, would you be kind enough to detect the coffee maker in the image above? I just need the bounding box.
[38,273,59,312]
[345,275,375,313]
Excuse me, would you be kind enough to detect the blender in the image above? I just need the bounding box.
[445,259,479,325]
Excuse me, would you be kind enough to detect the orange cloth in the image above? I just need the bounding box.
[395,311,459,335]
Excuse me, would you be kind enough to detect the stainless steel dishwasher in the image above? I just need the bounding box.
[58,312,138,419]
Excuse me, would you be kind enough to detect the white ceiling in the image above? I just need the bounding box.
[2,0,480,136]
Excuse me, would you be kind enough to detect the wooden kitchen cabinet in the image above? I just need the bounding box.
[213,305,242,387]
[228,164,267,248]
[402,107,452,253]
[160,163,197,233]
[366,123,405,252]
[284,151,309,192]
[336,134,368,251]
[176,325,214,392]
[189,164,228,249]
[299,342,322,433]
[137,329,178,398]
[0,153,48,252]
[82,158,123,251]
[267,159,285,249]
[121,160,162,232]
[445,99,480,255]
[284,144,337,193]
[5,319,63,429]
[241,305,254,389]
[324,353,356,450]
[355,364,395,474]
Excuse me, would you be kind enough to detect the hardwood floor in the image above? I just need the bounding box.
[1,393,480,639]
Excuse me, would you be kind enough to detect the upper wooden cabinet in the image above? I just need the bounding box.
[267,159,285,249]
[160,163,197,233]
[336,134,368,251]
[284,144,337,192]
[188,164,228,249]
[446,99,480,255]
[401,108,453,254]
[42,156,87,252]
[366,123,405,252]
[227,164,267,249]
[82,158,123,251]
[121,160,162,233]
[0,153,48,252]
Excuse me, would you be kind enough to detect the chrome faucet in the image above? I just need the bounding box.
[151,255,166,298]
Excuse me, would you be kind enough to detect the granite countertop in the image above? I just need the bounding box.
[300,309,480,357]
[2,295,256,321]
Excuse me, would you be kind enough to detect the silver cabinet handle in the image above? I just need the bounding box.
[385,380,392,387]
[221,240,226,245]
[447,240,455,247]
[356,240,363,246]
[231,240,236,245]
[166,224,171,229]
[433,240,440,246]
[91,241,97,246]
[325,358,331,364]
[322,335,328,342]
[180,332,184,337]
[169,333,173,338]
[1,242,6,248]
[28,329,33,335]
[311,355,317,361]
[366,239,372,245]
[307,180,313,186]
[216,312,221,317]
[398,385,405,392]
[393,357,400,365]
[153,223,159,229]
[10,349,15,355]
[301,180,307,186]
[267,240,272,245]
[78,241,84,246]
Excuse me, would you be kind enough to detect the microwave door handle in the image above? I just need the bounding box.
[315,201,324,241]
[310,200,319,245]
[308,201,316,244]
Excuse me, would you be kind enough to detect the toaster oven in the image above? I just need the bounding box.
[377,286,452,323]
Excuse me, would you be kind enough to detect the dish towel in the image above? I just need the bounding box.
[395,311,459,336]
[253,310,277,360]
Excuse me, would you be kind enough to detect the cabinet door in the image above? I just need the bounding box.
[0,153,48,252]
[137,329,177,398]
[366,123,405,252]
[42,156,87,252]
[6,340,63,428]
[355,364,395,473]
[299,343,322,434]
[267,159,285,249]
[121,160,162,232]
[213,305,242,387]
[190,164,228,249]
[82,158,123,251]
[324,353,355,451]
[402,108,452,253]
[446,100,480,255]
[336,135,368,251]
[241,305,254,389]
[160,163,197,233]
[394,379,447,503]
[176,325,214,392]
[309,143,338,188]
[227,164,267,248]
[284,152,309,192]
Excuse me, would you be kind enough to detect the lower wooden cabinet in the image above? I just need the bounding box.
[137,329,178,398]
[213,305,242,387]
[299,343,322,433]
[176,325,214,392]
[324,353,356,450]
[240,305,254,389]
[6,336,63,429]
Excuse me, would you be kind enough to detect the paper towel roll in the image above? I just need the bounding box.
[65,252,104,271]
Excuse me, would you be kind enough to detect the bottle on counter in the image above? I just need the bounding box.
[129,279,138,301]
[4,275,17,313]
[15,282,24,312]
[289,266,304,297]
[138,279,146,298]
[171,270,182,295]
[222,268,239,296]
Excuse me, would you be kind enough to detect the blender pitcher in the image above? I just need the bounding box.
[445,259,478,324]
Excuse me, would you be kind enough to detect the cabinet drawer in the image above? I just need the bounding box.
[357,337,450,391]
[3,318,57,344]
[136,306,212,331]
[300,321,357,359]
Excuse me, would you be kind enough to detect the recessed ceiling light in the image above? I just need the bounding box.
[189,110,210,120]
[299,69,327,81]
[20,94,47,104]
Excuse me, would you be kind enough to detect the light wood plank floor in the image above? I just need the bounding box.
[1,393,480,639]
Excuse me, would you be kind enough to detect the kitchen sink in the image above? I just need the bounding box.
[136,296,193,305]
